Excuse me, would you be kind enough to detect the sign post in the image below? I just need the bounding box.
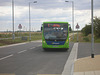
[76,23,80,42]
[18,24,22,38]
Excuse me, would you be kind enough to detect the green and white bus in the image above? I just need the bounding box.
[41,22,69,50]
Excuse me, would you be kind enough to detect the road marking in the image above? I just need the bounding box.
[30,47,35,49]
[0,73,15,75]
[37,44,42,47]
[0,42,27,49]
[0,54,13,61]
[18,50,27,54]
[0,40,41,49]
[62,43,78,75]
[30,44,42,49]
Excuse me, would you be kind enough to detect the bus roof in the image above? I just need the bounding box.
[43,21,68,24]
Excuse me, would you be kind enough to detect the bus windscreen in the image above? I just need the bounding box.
[43,23,68,41]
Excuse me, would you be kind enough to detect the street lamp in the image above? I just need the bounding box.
[65,1,74,41]
[91,0,94,58]
[29,1,37,41]
[12,0,15,40]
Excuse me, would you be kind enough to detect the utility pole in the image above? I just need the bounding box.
[65,1,74,41]
[29,1,37,41]
[91,0,94,58]
[12,0,15,40]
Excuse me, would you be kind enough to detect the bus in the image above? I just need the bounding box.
[41,22,69,50]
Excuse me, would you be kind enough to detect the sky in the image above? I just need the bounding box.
[0,0,100,31]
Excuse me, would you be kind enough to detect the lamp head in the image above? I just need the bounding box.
[34,1,37,3]
[65,1,69,2]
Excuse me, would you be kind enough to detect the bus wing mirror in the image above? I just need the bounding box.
[69,27,71,31]
[41,27,42,31]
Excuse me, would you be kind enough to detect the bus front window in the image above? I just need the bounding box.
[44,23,68,41]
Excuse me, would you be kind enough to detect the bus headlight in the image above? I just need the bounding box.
[66,39,68,43]
[43,41,45,44]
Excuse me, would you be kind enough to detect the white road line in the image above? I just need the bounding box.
[30,47,35,49]
[18,50,27,54]
[30,44,42,49]
[0,40,41,49]
[37,44,42,47]
[0,42,27,49]
[0,54,13,61]
[62,43,78,75]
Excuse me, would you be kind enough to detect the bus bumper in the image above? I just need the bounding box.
[42,42,69,49]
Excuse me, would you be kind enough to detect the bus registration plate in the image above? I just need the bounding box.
[53,45,58,47]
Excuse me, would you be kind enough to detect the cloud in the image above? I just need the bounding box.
[0,6,11,16]
[0,0,99,10]
[0,0,100,31]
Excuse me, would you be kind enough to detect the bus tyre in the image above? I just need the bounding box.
[43,48,47,51]
[64,48,69,52]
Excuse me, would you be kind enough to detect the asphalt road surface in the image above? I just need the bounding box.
[0,41,74,75]
[78,43,100,58]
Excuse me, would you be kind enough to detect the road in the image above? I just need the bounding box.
[0,41,74,75]
[78,43,100,58]
[0,41,100,75]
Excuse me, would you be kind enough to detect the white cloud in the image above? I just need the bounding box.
[94,9,100,17]
[0,0,100,31]
[0,6,28,18]
[14,6,28,18]
[0,6,11,16]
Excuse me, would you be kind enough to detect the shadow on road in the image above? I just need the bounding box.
[43,48,69,52]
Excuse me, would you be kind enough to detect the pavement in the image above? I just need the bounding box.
[74,55,100,75]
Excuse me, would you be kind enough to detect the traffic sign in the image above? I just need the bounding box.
[76,23,80,29]
[18,24,22,29]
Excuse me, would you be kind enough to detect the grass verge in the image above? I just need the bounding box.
[70,32,100,43]
[0,32,42,46]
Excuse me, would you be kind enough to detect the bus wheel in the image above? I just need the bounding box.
[43,48,47,51]
[64,48,69,52]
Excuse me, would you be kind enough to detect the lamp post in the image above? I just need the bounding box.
[65,1,74,41]
[29,1,37,41]
[12,0,15,40]
[91,0,94,58]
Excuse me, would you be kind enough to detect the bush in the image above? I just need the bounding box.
[94,17,100,38]
[83,37,89,42]
[0,34,2,37]
[81,25,91,36]
[81,17,100,38]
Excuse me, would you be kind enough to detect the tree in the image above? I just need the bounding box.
[94,17,100,38]
[81,25,91,36]
[81,17,100,37]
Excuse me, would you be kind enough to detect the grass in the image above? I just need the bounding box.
[0,32,42,46]
[0,32,100,46]
[94,37,100,43]
[70,32,100,43]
